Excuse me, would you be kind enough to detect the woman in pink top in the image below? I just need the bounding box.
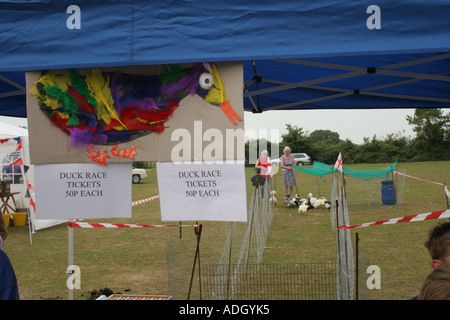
[255,150,272,177]
[255,150,272,198]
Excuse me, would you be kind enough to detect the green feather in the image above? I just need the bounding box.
[66,116,79,127]
[43,84,78,121]
[160,64,184,84]
[69,69,97,106]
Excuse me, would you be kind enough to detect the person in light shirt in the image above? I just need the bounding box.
[280,146,296,200]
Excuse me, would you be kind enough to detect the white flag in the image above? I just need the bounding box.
[445,185,450,199]
[334,152,343,172]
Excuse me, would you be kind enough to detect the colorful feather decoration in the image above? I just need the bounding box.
[31,63,241,166]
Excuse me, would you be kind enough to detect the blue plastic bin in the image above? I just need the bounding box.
[381,180,396,205]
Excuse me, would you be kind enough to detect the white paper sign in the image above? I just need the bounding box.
[34,162,132,219]
[157,161,247,222]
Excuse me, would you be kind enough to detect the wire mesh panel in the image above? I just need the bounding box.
[201,263,338,300]
[167,182,275,300]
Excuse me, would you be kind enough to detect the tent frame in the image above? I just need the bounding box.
[0,74,25,99]
[244,53,450,112]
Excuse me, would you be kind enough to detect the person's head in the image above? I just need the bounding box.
[418,264,450,300]
[425,222,450,270]
[283,146,291,155]
[260,150,269,159]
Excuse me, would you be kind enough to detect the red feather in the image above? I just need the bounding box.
[103,119,124,131]
[120,97,179,128]
[67,85,94,113]
[50,112,70,133]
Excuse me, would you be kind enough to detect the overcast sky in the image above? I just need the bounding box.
[244,108,417,144]
[2,108,417,145]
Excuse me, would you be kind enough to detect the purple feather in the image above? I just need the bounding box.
[69,128,108,147]
[160,74,195,96]
[125,97,158,111]
[188,63,208,95]
[160,63,206,96]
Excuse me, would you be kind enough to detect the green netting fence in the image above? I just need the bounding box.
[293,160,397,180]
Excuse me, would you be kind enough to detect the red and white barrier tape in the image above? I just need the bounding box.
[131,195,159,207]
[393,171,450,198]
[68,221,198,229]
[339,209,450,230]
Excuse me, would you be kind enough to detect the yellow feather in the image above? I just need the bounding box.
[40,95,61,110]
[205,64,227,105]
[55,111,70,121]
[28,86,39,96]
[38,70,71,89]
[85,69,126,129]
[54,111,69,120]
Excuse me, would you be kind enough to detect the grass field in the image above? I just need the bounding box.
[3,161,450,300]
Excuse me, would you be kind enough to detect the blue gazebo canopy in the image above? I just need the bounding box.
[1,0,450,117]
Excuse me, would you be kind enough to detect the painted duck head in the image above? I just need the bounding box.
[160,62,242,125]
[198,63,241,125]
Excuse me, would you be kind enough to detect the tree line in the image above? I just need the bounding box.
[246,108,450,165]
